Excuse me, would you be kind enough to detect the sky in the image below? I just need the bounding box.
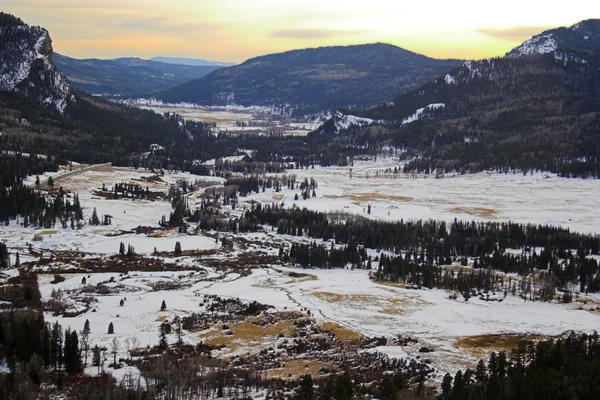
[2,0,598,63]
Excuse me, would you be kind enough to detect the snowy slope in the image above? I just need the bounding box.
[507,19,600,58]
[0,24,70,113]
[507,34,558,57]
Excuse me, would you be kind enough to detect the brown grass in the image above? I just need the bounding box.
[39,230,58,235]
[452,207,498,218]
[285,273,318,284]
[456,333,545,358]
[200,319,296,350]
[318,322,363,341]
[372,280,407,289]
[155,315,168,322]
[267,359,338,380]
[312,291,344,303]
[272,194,284,201]
[148,228,178,238]
[312,291,429,316]
[325,193,413,205]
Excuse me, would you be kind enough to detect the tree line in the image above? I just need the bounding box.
[439,331,600,399]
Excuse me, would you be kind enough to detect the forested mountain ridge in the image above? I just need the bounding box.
[53,54,223,98]
[507,18,600,57]
[324,19,600,177]
[0,13,210,168]
[154,43,462,114]
[0,12,70,113]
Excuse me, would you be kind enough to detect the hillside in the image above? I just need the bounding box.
[0,12,70,113]
[0,13,214,168]
[507,18,600,57]
[53,54,223,97]
[154,43,462,114]
[150,56,235,67]
[325,20,600,178]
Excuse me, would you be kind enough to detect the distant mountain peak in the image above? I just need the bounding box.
[150,57,235,67]
[0,13,70,113]
[507,19,600,58]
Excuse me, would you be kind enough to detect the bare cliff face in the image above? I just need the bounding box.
[0,16,70,113]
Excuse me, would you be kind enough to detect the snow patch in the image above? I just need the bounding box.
[0,25,70,113]
[402,103,445,125]
[444,74,457,85]
[333,111,376,132]
[508,34,557,57]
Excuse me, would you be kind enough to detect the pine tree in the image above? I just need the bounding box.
[299,374,314,400]
[161,300,167,311]
[441,373,453,400]
[64,329,81,374]
[92,345,101,374]
[174,241,182,255]
[83,319,90,334]
[47,176,54,187]
[90,207,100,225]
[158,322,168,350]
[108,322,114,334]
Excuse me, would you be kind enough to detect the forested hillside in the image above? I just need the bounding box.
[322,20,600,178]
[155,43,461,114]
[54,54,222,97]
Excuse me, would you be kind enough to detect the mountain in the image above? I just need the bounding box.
[0,12,70,113]
[0,13,205,167]
[53,54,223,97]
[150,56,235,67]
[325,20,600,178]
[154,43,462,114]
[507,19,600,57]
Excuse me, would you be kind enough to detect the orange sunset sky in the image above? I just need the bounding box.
[2,0,598,63]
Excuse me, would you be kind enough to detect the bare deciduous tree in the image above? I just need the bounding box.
[124,336,140,363]
[110,337,120,367]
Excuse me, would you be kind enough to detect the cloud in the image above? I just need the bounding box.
[477,26,552,41]
[270,28,364,39]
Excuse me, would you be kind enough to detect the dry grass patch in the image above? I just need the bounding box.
[325,193,413,205]
[318,322,363,342]
[148,228,177,238]
[272,194,284,201]
[284,271,318,284]
[452,207,498,218]
[38,230,58,236]
[312,291,344,303]
[373,280,407,289]
[267,359,339,380]
[312,291,428,315]
[200,320,296,350]
[381,296,431,315]
[155,315,168,323]
[456,333,545,358]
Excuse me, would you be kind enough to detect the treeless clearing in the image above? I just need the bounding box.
[455,333,545,358]
[285,274,318,285]
[325,193,413,205]
[200,319,296,350]
[267,359,339,380]
[318,322,363,341]
[312,291,429,315]
[452,207,498,218]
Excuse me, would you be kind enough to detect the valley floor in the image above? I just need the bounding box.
[2,160,600,391]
